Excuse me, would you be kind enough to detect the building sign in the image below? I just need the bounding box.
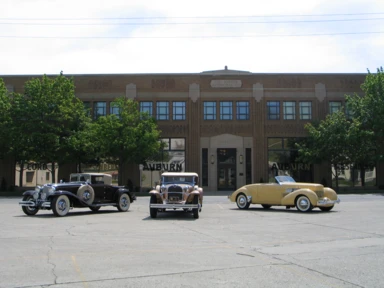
[270,162,311,171]
[210,80,242,88]
[143,163,183,172]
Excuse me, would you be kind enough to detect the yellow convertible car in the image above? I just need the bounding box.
[228,176,340,212]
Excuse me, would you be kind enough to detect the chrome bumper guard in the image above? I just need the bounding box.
[317,197,341,205]
[19,200,51,208]
[150,203,200,209]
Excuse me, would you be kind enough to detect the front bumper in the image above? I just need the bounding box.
[317,197,341,206]
[19,200,51,208]
[150,203,200,209]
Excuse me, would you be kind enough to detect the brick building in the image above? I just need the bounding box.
[1,67,382,191]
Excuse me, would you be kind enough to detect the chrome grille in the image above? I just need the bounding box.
[168,185,182,192]
[315,190,324,198]
[168,192,182,202]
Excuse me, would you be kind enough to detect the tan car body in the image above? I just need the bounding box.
[228,176,340,212]
[149,172,203,218]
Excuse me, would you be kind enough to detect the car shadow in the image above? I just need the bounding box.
[229,207,338,214]
[142,210,198,221]
[14,209,130,218]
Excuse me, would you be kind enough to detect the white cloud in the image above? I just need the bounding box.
[0,0,383,74]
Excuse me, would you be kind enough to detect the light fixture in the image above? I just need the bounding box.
[239,154,243,164]
[210,155,215,164]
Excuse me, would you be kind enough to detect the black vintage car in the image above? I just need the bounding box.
[19,173,136,217]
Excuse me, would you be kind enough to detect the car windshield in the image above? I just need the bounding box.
[162,176,195,184]
[275,176,296,184]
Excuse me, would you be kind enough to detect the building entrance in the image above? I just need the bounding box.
[217,148,236,190]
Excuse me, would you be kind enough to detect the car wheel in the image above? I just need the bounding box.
[21,195,39,216]
[89,206,101,212]
[52,195,70,217]
[236,193,250,210]
[295,195,313,212]
[77,185,95,205]
[193,196,199,219]
[319,205,334,212]
[150,195,158,218]
[117,193,130,212]
[261,204,272,209]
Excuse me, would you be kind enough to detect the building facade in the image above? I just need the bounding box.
[1,67,382,190]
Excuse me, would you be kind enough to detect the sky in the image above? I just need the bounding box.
[0,0,383,75]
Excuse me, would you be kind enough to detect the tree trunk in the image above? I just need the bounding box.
[333,163,339,193]
[51,162,56,183]
[18,160,24,187]
[360,166,366,186]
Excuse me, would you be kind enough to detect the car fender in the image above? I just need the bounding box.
[47,190,82,205]
[22,190,37,197]
[186,191,200,203]
[229,188,249,203]
[281,189,318,206]
[324,187,338,201]
[149,190,163,202]
[116,188,133,202]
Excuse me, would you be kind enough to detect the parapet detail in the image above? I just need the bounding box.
[253,83,264,102]
[189,83,200,103]
[315,83,326,102]
[125,83,137,99]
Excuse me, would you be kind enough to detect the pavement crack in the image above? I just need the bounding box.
[66,226,75,236]
[47,236,58,285]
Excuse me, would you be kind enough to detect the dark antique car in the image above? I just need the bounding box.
[19,173,136,217]
[149,172,203,219]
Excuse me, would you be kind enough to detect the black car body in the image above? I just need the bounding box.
[19,173,136,217]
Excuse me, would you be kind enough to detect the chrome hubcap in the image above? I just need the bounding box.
[121,197,128,208]
[58,199,67,211]
[238,196,246,207]
[83,191,90,200]
[299,198,309,210]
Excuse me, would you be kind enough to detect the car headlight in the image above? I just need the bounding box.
[35,186,41,193]
[40,192,47,200]
[161,185,166,193]
[33,192,39,200]
[183,185,190,192]
[194,185,198,190]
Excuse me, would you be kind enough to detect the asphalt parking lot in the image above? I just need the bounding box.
[1,194,384,288]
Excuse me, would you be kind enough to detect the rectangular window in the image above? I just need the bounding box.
[46,172,50,181]
[267,101,280,120]
[93,102,106,120]
[173,102,186,120]
[83,101,91,117]
[26,171,34,183]
[140,101,153,117]
[236,101,249,120]
[283,101,296,120]
[329,101,342,114]
[220,101,233,120]
[202,148,208,186]
[299,101,312,120]
[156,102,169,120]
[204,101,216,120]
[110,101,120,117]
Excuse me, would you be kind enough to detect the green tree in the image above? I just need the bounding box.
[93,97,162,185]
[0,79,11,159]
[22,73,88,183]
[297,111,351,191]
[346,67,384,160]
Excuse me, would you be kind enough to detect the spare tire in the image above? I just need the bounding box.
[77,185,95,205]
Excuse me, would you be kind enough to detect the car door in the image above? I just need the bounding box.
[256,184,284,205]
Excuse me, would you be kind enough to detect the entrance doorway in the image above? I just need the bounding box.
[217,148,236,190]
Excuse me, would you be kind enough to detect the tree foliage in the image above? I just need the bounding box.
[91,97,162,185]
[346,67,384,160]
[0,79,11,159]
